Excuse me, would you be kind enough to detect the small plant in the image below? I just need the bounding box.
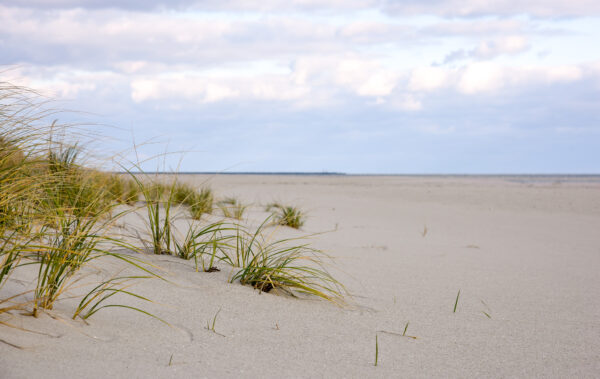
[189,187,213,219]
[205,308,225,336]
[481,299,492,318]
[453,289,461,313]
[73,275,165,323]
[374,333,379,366]
[172,182,196,205]
[218,197,246,220]
[174,222,232,272]
[221,217,345,303]
[267,203,305,229]
[131,177,177,255]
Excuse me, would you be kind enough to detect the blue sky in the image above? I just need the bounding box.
[2,1,599,173]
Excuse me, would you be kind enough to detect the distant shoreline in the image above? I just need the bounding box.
[118,172,600,177]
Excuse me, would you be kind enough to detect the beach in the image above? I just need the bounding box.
[1,175,599,378]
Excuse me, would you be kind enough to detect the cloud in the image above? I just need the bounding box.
[333,58,399,97]
[408,66,449,92]
[473,36,529,59]
[0,5,421,71]
[2,1,599,173]
[7,0,600,17]
[457,62,505,94]
[382,0,600,18]
[444,36,529,63]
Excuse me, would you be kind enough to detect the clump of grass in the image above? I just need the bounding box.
[106,174,140,205]
[0,79,169,328]
[190,187,213,220]
[128,176,179,255]
[172,182,196,205]
[32,144,138,314]
[266,203,305,229]
[174,222,232,272]
[218,197,246,220]
[131,174,221,257]
[220,217,345,303]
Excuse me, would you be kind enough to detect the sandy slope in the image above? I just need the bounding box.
[1,175,599,378]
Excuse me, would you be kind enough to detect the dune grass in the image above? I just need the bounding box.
[206,308,221,333]
[140,179,176,255]
[189,187,214,220]
[107,174,140,205]
[0,79,162,322]
[72,275,164,322]
[172,182,196,205]
[266,203,305,229]
[220,217,345,304]
[1,78,347,334]
[174,221,233,272]
[218,197,247,220]
[453,289,461,313]
[374,333,379,366]
[172,182,214,219]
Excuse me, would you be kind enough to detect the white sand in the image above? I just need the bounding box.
[1,175,599,378]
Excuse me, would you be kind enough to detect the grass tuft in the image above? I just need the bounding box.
[189,187,214,220]
[267,203,305,229]
[218,197,247,220]
[221,217,345,304]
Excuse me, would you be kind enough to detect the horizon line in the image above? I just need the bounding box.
[115,171,600,176]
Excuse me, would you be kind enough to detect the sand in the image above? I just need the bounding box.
[1,175,599,378]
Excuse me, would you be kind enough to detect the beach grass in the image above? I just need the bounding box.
[0,79,163,321]
[267,203,305,229]
[189,187,214,220]
[374,333,379,366]
[1,78,346,331]
[218,197,247,220]
[221,217,345,304]
[453,290,461,313]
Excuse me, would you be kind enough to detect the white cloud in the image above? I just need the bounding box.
[473,36,529,59]
[8,0,600,17]
[408,66,449,92]
[383,0,600,18]
[391,94,422,111]
[334,59,398,97]
[458,62,505,94]
[542,66,583,83]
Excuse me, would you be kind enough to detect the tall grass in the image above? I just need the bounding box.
[130,176,178,255]
[0,79,160,321]
[2,78,347,331]
[174,221,233,272]
[1,81,55,312]
[220,217,345,304]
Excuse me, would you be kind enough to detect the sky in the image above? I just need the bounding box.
[1,1,599,173]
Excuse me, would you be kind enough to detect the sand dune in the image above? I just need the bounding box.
[1,175,599,378]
